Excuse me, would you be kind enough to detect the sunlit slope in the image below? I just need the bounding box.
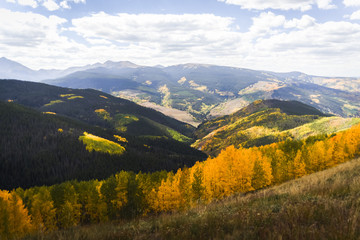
[0,102,205,190]
[0,79,194,141]
[44,63,360,122]
[193,99,359,156]
[27,156,360,240]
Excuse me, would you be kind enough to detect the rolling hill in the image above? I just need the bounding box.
[43,62,360,122]
[193,99,360,156]
[0,81,207,190]
[0,79,194,140]
[2,58,359,123]
[32,157,360,240]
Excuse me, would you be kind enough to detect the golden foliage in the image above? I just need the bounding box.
[79,132,125,155]
[114,135,128,143]
[0,190,33,239]
[3,123,360,238]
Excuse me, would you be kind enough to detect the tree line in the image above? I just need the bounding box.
[1,123,360,239]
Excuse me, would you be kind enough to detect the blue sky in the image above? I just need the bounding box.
[1,0,360,76]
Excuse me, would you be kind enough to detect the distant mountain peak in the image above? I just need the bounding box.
[102,60,141,69]
[0,57,34,78]
[0,57,27,67]
[176,63,213,69]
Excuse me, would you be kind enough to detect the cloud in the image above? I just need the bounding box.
[246,17,360,76]
[284,15,316,29]
[8,0,39,8]
[71,12,238,48]
[6,0,86,10]
[350,10,360,19]
[218,0,336,11]
[343,0,360,7]
[249,12,286,36]
[0,8,66,47]
[1,9,360,76]
[42,0,60,11]
[59,0,86,9]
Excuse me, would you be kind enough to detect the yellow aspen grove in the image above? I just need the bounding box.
[202,146,255,201]
[29,187,57,232]
[2,123,360,237]
[113,171,130,212]
[76,181,108,224]
[155,171,182,212]
[202,153,225,201]
[308,141,327,172]
[189,162,205,205]
[251,153,273,189]
[331,136,346,165]
[178,167,192,210]
[0,190,33,239]
[292,150,307,179]
[54,183,82,229]
[272,149,288,184]
[228,147,255,193]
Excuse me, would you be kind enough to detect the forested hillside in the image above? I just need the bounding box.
[43,63,360,121]
[0,102,205,190]
[0,79,194,139]
[193,99,360,156]
[1,119,360,239]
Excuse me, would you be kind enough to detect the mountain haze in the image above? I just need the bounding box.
[1,58,359,123]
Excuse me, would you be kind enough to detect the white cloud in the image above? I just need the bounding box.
[218,0,336,11]
[1,9,360,76]
[59,1,70,8]
[17,0,38,8]
[246,19,360,76]
[6,0,86,10]
[249,12,286,36]
[343,0,360,7]
[0,8,66,47]
[317,0,337,9]
[284,15,316,29]
[71,12,238,48]
[42,0,60,11]
[350,10,360,19]
[59,0,86,9]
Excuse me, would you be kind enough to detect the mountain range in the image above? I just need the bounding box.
[0,79,206,190]
[1,57,360,125]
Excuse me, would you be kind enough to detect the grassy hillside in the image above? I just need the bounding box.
[3,115,360,239]
[26,157,360,240]
[0,101,205,190]
[0,79,194,140]
[193,99,348,156]
[44,64,360,122]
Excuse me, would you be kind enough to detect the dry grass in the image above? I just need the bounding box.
[27,158,360,240]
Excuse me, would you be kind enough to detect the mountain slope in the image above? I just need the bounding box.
[0,101,205,190]
[34,157,360,240]
[43,62,360,121]
[0,79,194,140]
[0,57,35,80]
[193,100,359,156]
[2,58,359,122]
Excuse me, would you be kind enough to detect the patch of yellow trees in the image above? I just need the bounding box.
[1,124,360,238]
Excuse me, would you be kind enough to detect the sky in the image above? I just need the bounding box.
[0,0,360,76]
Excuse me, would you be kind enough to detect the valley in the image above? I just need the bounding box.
[1,64,360,240]
[2,58,360,125]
